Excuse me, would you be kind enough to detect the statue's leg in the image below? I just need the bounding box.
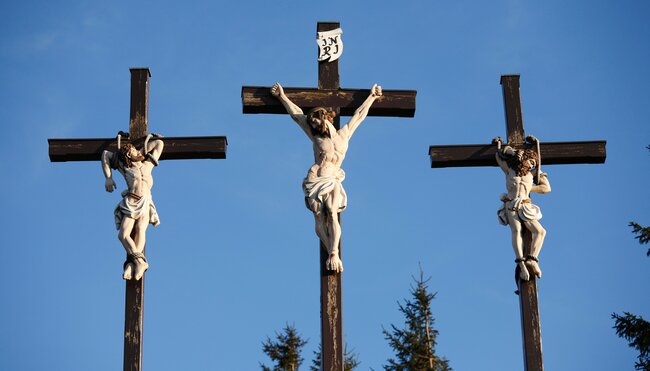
[523,220,545,278]
[507,211,529,281]
[118,217,137,280]
[313,213,330,248]
[118,216,137,254]
[132,216,150,280]
[324,185,343,272]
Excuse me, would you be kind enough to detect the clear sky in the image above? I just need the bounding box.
[1,1,649,370]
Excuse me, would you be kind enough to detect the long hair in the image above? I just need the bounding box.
[306,107,336,136]
[119,144,133,168]
[506,148,538,177]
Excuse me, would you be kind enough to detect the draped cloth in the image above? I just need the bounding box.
[302,168,347,215]
[497,195,542,226]
[114,191,160,230]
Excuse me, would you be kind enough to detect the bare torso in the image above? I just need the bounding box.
[119,161,155,197]
[505,170,534,203]
[309,131,349,178]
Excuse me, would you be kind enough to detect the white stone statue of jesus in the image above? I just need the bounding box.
[493,136,551,281]
[271,82,383,272]
[101,133,164,280]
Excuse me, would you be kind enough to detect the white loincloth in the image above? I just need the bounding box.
[497,195,542,226]
[302,169,347,215]
[114,191,160,230]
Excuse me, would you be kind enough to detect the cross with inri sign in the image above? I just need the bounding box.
[242,22,416,371]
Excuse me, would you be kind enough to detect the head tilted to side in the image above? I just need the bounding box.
[118,143,144,168]
[306,107,336,136]
[505,148,538,177]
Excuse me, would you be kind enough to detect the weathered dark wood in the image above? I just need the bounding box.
[124,273,145,371]
[318,21,344,371]
[48,136,228,162]
[518,229,543,371]
[320,238,343,371]
[242,86,416,117]
[519,276,544,371]
[429,141,606,168]
[318,22,340,91]
[123,67,150,371]
[428,74,607,371]
[501,75,525,145]
[129,69,150,141]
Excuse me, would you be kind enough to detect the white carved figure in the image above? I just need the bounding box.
[493,136,551,281]
[271,82,383,272]
[102,133,164,280]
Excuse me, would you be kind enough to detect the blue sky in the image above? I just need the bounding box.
[1,1,649,370]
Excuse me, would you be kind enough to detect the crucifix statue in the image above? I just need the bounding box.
[48,68,227,371]
[242,22,416,371]
[270,82,383,272]
[493,134,550,281]
[102,131,164,280]
[428,75,606,371]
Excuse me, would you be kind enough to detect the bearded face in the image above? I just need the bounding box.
[506,148,538,177]
[307,107,335,137]
[119,144,145,167]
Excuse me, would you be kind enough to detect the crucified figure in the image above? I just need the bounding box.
[102,133,164,280]
[271,82,383,272]
[493,136,551,281]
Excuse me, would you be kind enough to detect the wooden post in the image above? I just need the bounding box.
[428,74,606,371]
[48,68,227,370]
[123,68,150,371]
[318,22,344,371]
[241,22,416,371]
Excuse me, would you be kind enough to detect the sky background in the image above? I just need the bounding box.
[1,1,649,370]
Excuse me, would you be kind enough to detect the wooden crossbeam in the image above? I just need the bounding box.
[429,141,606,168]
[48,136,227,162]
[242,86,416,117]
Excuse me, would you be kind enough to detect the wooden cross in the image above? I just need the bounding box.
[428,74,606,371]
[242,22,416,371]
[48,68,227,371]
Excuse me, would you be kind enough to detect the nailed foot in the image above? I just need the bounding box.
[526,259,542,279]
[133,257,149,281]
[517,261,530,281]
[326,253,344,273]
[123,262,134,280]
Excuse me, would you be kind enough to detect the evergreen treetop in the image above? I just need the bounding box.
[260,324,308,371]
[382,269,451,371]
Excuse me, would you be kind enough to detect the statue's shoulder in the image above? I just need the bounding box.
[109,152,121,170]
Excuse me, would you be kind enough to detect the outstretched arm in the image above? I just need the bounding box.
[341,84,382,139]
[271,83,312,139]
[101,150,117,192]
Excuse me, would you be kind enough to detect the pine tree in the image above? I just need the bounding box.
[260,324,308,371]
[612,312,650,371]
[382,269,451,371]
[309,343,360,371]
[629,222,650,255]
[611,145,650,371]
